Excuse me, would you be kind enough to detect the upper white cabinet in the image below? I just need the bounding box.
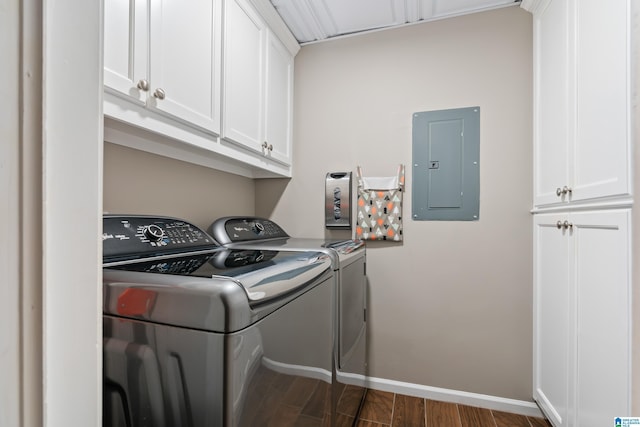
[532,0,631,207]
[103,0,299,178]
[104,0,222,135]
[533,210,631,427]
[222,0,294,166]
[222,0,267,152]
[104,0,148,105]
[264,31,294,165]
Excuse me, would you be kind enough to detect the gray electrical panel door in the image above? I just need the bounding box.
[412,106,480,221]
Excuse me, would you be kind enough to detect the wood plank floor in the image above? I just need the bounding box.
[352,389,553,427]
[237,364,552,427]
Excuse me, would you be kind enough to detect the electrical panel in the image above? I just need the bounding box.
[412,107,480,221]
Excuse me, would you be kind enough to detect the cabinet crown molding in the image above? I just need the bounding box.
[249,0,300,56]
[520,0,547,14]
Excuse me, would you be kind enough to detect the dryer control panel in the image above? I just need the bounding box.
[103,215,217,263]
[209,217,289,245]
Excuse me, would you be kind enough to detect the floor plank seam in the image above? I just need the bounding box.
[389,392,396,426]
[357,392,550,427]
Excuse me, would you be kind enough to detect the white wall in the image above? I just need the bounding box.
[1,1,22,424]
[104,143,256,229]
[42,0,103,424]
[257,6,534,401]
[632,0,640,414]
[3,0,99,425]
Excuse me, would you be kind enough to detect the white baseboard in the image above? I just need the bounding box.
[363,375,544,418]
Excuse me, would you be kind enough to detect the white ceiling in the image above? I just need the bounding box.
[270,0,521,44]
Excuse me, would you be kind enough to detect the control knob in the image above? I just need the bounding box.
[144,224,165,242]
[251,222,265,235]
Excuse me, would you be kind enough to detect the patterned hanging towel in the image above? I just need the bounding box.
[355,164,405,241]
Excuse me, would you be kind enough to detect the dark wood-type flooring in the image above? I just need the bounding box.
[351,389,553,427]
[237,363,552,426]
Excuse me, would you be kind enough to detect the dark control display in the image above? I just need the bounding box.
[108,253,214,275]
[211,249,278,269]
[209,217,289,245]
[103,215,218,263]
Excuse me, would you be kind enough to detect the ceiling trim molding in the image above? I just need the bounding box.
[420,0,434,20]
[306,0,338,38]
[276,0,523,45]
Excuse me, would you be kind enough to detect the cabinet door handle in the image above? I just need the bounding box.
[563,220,573,230]
[556,186,573,197]
[556,220,573,231]
[261,142,273,153]
[136,79,149,91]
[153,88,166,100]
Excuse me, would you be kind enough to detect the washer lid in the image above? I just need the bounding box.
[106,248,332,303]
[102,215,334,331]
[104,249,332,331]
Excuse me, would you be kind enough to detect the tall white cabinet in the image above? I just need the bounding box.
[524,0,634,425]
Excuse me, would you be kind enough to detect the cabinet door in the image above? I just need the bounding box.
[533,0,570,207]
[572,0,630,202]
[104,0,148,104]
[534,0,631,207]
[264,30,293,165]
[572,210,630,426]
[533,214,571,427]
[222,0,266,152]
[148,0,221,134]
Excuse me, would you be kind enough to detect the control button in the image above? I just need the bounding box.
[144,224,164,242]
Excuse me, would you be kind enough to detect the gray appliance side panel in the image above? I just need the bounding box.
[228,277,335,427]
[103,276,337,427]
[336,252,367,421]
[103,316,225,427]
[338,255,366,373]
[412,106,480,221]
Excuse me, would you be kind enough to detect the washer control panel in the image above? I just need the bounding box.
[103,215,217,263]
[209,217,289,245]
